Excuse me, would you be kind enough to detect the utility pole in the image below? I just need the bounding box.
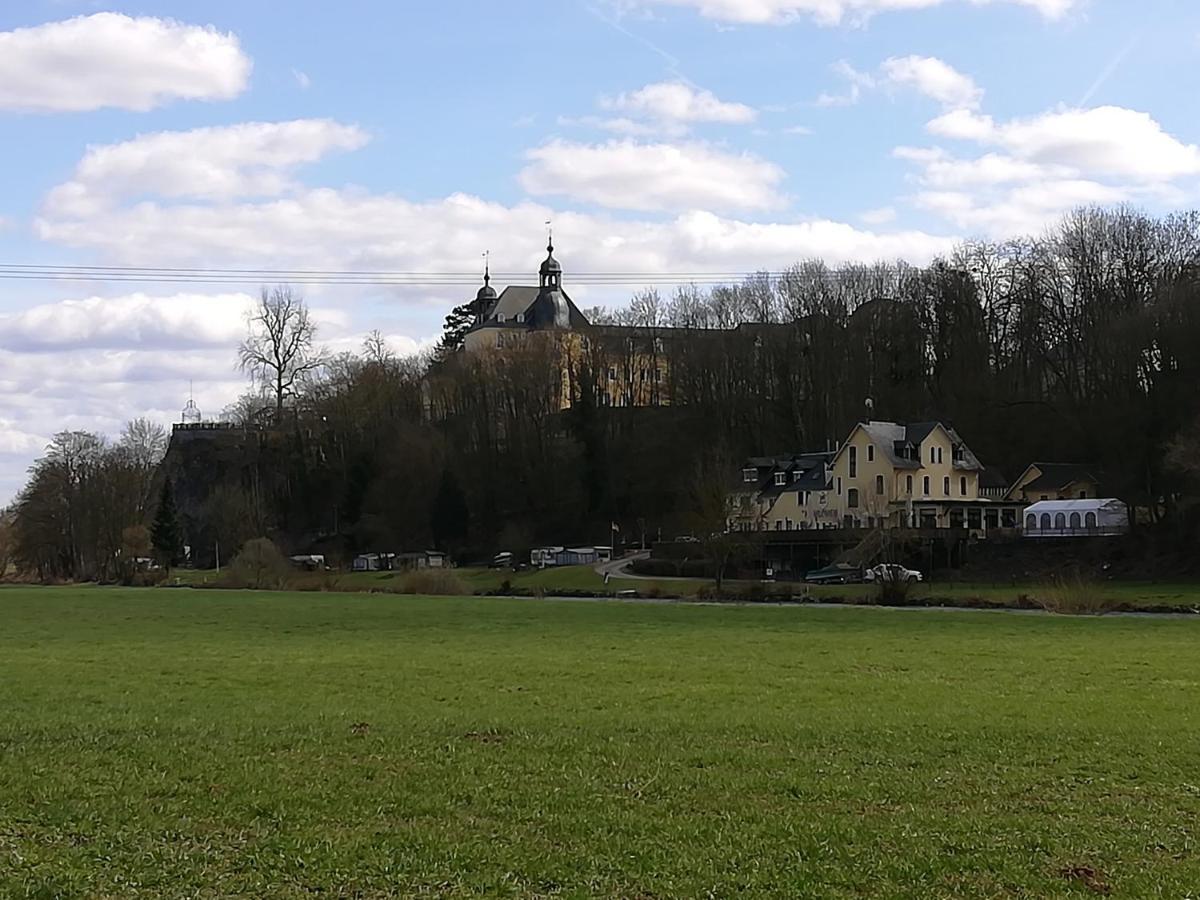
[215,539,221,573]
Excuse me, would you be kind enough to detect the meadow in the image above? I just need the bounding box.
[2,586,1199,897]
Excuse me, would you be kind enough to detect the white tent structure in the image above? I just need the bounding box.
[1022,499,1128,538]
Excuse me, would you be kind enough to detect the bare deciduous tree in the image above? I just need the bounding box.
[239,286,325,421]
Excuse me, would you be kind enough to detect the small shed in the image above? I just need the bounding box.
[1022,499,1128,537]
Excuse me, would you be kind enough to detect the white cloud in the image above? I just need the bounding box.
[783,125,814,135]
[901,102,1200,236]
[519,139,786,212]
[43,120,369,217]
[927,106,1200,182]
[0,293,254,353]
[292,69,312,89]
[0,13,251,113]
[640,0,1076,25]
[860,206,897,225]
[601,81,757,125]
[927,109,996,140]
[821,56,980,110]
[915,179,1128,235]
[915,153,1062,188]
[816,60,875,107]
[881,56,982,110]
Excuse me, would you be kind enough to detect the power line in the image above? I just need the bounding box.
[0,262,885,288]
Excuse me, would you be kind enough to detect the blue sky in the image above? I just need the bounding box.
[0,0,1198,500]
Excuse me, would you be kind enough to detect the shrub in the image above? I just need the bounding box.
[392,568,469,596]
[128,568,168,588]
[875,575,915,606]
[741,582,767,602]
[1037,572,1116,616]
[286,571,346,592]
[220,538,290,591]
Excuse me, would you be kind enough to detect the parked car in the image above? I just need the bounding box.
[804,563,863,584]
[864,563,924,584]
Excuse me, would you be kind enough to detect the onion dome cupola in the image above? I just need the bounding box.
[531,236,571,329]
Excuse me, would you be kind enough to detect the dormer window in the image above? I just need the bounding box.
[793,471,802,482]
[774,472,786,487]
[742,468,757,484]
[516,313,525,324]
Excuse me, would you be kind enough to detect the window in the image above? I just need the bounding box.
[774,472,786,486]
[867,445,875,463]
[793,471,802,482]
[800,491,808,507]
[938,447,944,464]
[930,446,936,464]
[960,476,967,496]
[1085,511,1098,528]
[1069,512,1082,529]
[1079,490,1088,499]
[775,520,782,531]
[875,474,884,495]
[1026,514,1037,532]
[837,477,843,495]
[785,518,793,530]
[848,488,860,509]
[1054,513,1067,530]
[608,367,617,380]
[943,477,950,496]
[906,475,913,494]
[923,476,931,495]
[742,468,757,484]
[1040,513,1052,530]
[849,446,857,478]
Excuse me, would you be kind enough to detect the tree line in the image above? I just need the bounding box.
[6,206,1200,577]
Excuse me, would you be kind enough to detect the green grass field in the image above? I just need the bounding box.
[3,587,1199,897]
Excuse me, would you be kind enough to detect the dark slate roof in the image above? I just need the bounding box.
[476,285,590,330]
[1024,463,1100,492]
[735,452,834,497]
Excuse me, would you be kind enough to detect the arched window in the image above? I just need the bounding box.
[1069,512,1082,529]
[1054,512,1067,530]
[875,474,885,495]
[1026,514,1037,531]
[1085,511,1098,528]
[923,476,930,495]
[1040,513,1052,530]
[943,477,950,496]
